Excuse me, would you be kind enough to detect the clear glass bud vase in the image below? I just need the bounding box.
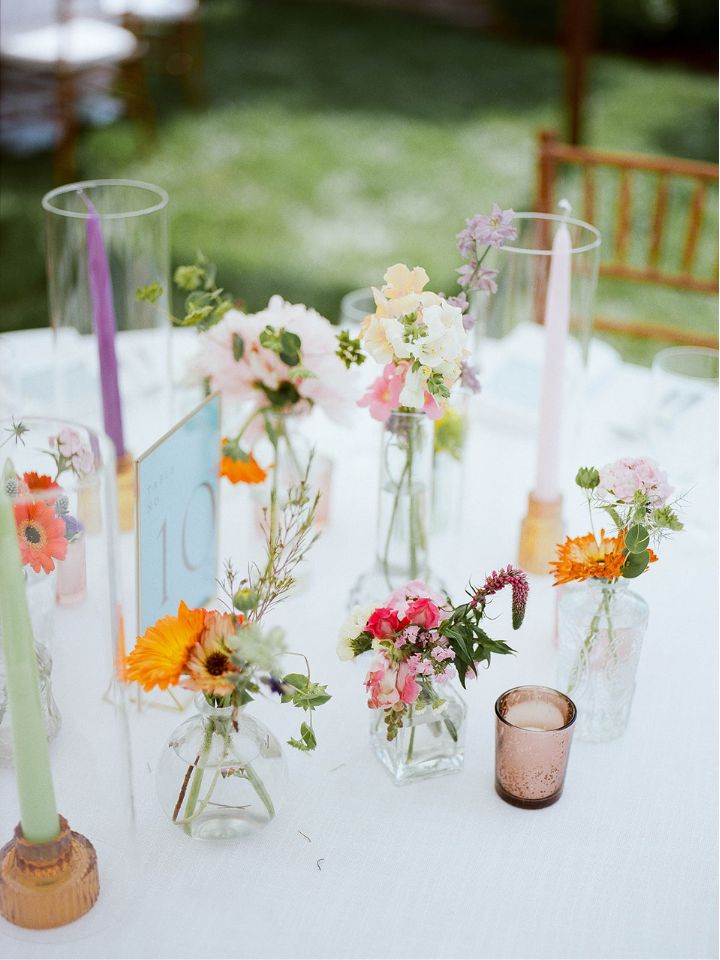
[370,683,466,785]
[156,695,288,840]
[557,580,649,742]
[350,411,436,605]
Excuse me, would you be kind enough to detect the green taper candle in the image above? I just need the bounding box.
[0,489,60,843]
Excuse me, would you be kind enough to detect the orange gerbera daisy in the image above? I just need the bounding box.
[550,530,627,585]
[125,601,207,691]
[181,611,239,697]
[14,499,68,574]
[219,439,267,485]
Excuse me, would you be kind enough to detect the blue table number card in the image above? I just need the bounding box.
[136,393,221,636]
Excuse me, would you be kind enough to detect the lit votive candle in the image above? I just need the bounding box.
[495,685,576,809]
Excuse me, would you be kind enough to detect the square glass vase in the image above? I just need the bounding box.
[369,684,467,785]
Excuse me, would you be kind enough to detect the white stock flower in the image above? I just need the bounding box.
[398,366,428,409]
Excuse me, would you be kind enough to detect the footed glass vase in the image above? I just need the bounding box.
[557,580,649,742]
[370,683,466,785]
[156,695,288,840]
[351,411,437,605]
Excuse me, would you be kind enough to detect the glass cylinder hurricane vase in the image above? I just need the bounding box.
[469,211,601,356]
[42,180,170,448]
[156,695,288,840]
[557,579,649,742]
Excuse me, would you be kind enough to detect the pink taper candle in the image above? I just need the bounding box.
[534,210,572,502]
[81,192,126,458]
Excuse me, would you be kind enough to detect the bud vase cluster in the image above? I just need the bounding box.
[338,568,528,744]
[551,457,683,695]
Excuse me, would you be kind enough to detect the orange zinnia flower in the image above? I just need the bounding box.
[219,439,267,485]
[14,499,68,574]
[23,472,60,496]
[125,601,207,691]
[550,530,627,585]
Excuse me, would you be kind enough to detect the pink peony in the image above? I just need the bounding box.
[192,296,356,424]
[598,457,672,507]
[366,607,401,639]
[405,597,441,630]
[384,580,447,618]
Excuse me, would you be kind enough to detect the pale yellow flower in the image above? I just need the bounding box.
[381,263,429,300]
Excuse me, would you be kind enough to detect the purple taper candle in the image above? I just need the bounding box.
[81,191,126,458]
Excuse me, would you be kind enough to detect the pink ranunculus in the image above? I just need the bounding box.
[366,606,401,639]
[396,661,421,705]
[357,363,406,422]
[405,597,441,629]
[364,653,421,709]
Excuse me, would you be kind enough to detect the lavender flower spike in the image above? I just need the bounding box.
[460,361,481,394]
[474,565,529,630]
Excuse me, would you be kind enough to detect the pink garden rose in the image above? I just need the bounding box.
[366,607,401,639]
[405,597,441,630]
[365,653,420,709]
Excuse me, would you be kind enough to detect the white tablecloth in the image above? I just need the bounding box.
[0,329,717,960]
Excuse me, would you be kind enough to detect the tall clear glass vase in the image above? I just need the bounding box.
[557,580,649,742]
[350,411,436,605]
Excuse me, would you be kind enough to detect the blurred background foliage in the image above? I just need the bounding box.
[0,0,716,363]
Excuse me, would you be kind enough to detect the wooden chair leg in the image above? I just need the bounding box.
[177,17,205,107]
[54,69,77,184]
[119,52,155,148]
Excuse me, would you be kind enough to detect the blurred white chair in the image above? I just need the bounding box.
[0,0,152,180]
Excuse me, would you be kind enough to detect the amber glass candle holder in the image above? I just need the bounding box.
[494,685,576,809]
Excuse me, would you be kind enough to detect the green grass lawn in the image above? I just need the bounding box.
[0,0,717,363]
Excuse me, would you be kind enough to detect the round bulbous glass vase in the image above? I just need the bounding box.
[370,683,467,785]
[156,695,288,841]
[557,579,649,742]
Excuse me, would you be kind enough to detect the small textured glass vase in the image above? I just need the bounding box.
[156,696,288,840]
[557,580,649,742]
[350,411,436,605]
[370,684,466,785]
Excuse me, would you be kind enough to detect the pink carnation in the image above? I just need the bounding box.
[598,457,672,507]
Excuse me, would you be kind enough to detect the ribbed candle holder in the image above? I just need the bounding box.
[0,817,99,929]
[518,492,564,575]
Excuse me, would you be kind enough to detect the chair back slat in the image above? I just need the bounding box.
[583,165,596,225]
[535,129,719,347]
[648,173,669,268]
[681,179,707,275]
[614,168,632,263]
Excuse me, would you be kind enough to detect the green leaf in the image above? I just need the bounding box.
[288,721,317,752]
[232,333,245,361]
[625,523,650,554]
[135,281,163,303]
[281,673,308,692]
[622,549,650,578]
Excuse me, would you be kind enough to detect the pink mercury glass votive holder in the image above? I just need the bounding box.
[495,685,576,809]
